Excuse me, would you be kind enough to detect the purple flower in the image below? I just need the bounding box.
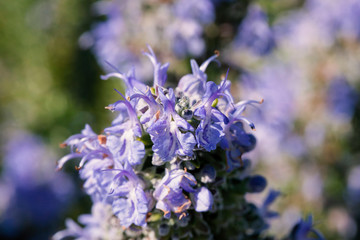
[176,53,219,106]
[192,186,213,212]
[220,98,261,170]
[154,168,212,219]
[56,125,115,202]
[326,76,358,119]
[234,4,275,55]
[193,76,232,151]
[147,88,196,165]
[104,91,145,167]
[142,45,169,89]
[173,0,215,25]
[77,159,115,203]
[86,0,217,76]
[109,165,150,227]
[57,124,110,170]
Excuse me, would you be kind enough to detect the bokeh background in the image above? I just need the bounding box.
[0,0,359,239]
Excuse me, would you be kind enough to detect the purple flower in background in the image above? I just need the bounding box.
[346,165,360,209]
[327,76,358,119]
[305,0,360,40]
[259,190,280,219]
[289,215,324,240]
[84,0,217,77]
[173,0,215,25]
[0,131,74,239]
[170,0,215,58]
[234,4,275,56]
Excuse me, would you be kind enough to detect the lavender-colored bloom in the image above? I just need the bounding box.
[220,122,256,171]
[239,65,306,160]
[57,124,110,170]
[173,0,215,25]
[86,0,217,77]
[176,54,219,106]
[55,44,318,238]
[147,88,196,165]
[169,0,214,58]
[56,125,115,202]
[109,165,150,227]
[79,158,115,203]
[194,76,232,151]
[192,186,213,212]
[154,168,212,218]
[234,4,275,56]
[154,169,195,218]
[305,0,360,41]
[326,76,358,119]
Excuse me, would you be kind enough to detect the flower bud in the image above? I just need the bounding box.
[246,175,267,193]
[200,165,216,183]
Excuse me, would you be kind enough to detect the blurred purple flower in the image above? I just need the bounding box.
[234,4,275,56]
[289,215,324,240]
[326,76,358,119]
[1,131,74,238]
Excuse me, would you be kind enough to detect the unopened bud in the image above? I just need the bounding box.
[246,175,267,193]
[200,165,216,183]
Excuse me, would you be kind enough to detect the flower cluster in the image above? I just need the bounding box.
[54,47,292,239]
[82,0,216,78]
